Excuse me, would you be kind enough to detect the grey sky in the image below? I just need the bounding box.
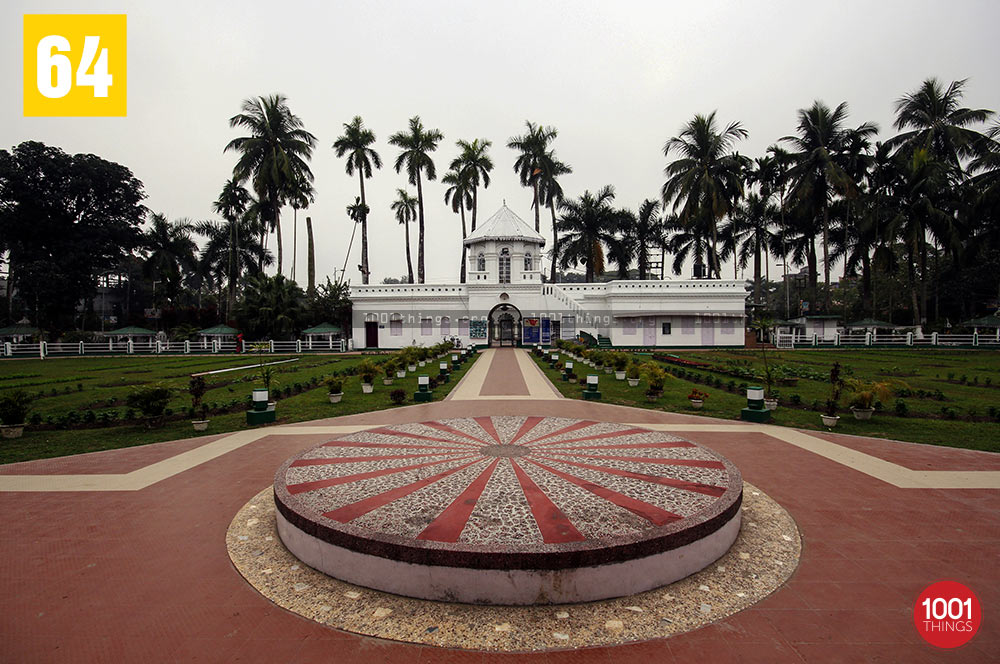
[4,0,998,285]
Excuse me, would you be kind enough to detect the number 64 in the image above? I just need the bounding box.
[37,35,112,98]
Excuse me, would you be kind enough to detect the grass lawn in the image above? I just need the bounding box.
[533,348,1000,454]
[0,352,479,464]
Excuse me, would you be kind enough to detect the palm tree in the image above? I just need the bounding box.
[508,121,557,232]
[663,212,710,277]
[142,213,198,306]
[443,167,474,283]
[286,172,314,284]
[721,193,777,303]
[662,112,749,279]
[555,186,619,282]
[450,139,493,232]
[632,199,665,279]
[238,274,304,339]
[888,78,994,169]
[341,198,370,283]
[225,94,316,277]
[538,151,573,282]
[389,116,443,283]
[333,116,382,284]
[605,208,638,279]
[781,101,877,309]
[213,179,251,314]
[390,189,418,284]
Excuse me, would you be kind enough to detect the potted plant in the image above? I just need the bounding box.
[821,362,844,427]
[751,317,778,407]
[567,369,578,384]
[614,353,628,380]
[383,363,395,386]
[688,388,709,409]
[846,378,897,420]
[626,364,641,387]
[189,376,210,431]
[360,370,375,393]
[764,389,780,411]
[326,377,344,403]
[405,349,417,372]
[643,363,666,402]
[0,390,32,438]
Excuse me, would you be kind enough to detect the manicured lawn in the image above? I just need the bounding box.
[0,352,479,464]
[533,348,1000,453]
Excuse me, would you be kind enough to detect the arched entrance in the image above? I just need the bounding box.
[487,303,522,347]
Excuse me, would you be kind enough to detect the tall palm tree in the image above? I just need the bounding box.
[721,193,777,303]
[663,212,710,277]
[538,151,573,282]
[888,78,994,169]
[238,274,304,339]
[508,121,557,232]
[225,94,316,277]
[213,179,251,314]
[443,167,474,283]
[193,220,271,319]
[389,116,443,283]
[333,116,382,284]
[450,139,493,232]
[142,213,198,306]
[662,112,749,279]
[781,101,877,309]
[632,199,665,280]
[342,198,370,283]
[286,171,314,284]
[555,186,619,282]
[605,208,638,279]
[390,189,418,284]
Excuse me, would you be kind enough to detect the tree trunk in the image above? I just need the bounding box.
[292,208,297,282]
[459,206,467,284]
[908,241,921,326]
[404,214,414,284]
[753,233,761,304]
[919,233,928,325]
[273,193,283,276]
[471,186,478,233]
[549,199,559,283]
[359,171,369,284]
[416,174,425,283]
[710,218,720,278]
[228,218,238,317]
[306,216,316,296]
[532,179,540,232]
[822,204,830,311]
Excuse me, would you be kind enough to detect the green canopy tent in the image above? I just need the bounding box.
[957,314,1000,332]
[197,324,239,338]
[102,325,156,338]
[0,321,40,341]
[301,322,343,350]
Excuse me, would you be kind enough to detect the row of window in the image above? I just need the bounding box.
[620,317,737,335]
[475,248,536,282]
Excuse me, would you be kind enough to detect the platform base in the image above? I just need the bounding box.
[741,407,771,423]
[247,404,276,425]
[582,390,602,400]
[413,391,434,402]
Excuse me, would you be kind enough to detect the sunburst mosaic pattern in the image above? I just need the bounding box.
[275,416,741,564]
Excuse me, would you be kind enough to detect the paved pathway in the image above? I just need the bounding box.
[1,349,998,662]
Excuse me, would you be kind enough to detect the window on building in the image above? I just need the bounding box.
[681,316,695,334]
[499,247,511,284]
[458,318,469,335]
[421,318,432,336]
[524,252,532,271]
[662,321,672,335]
[390,315,402,336]
[477,253,485,271]
[721,317,735,335]
[440,316,450,335]
[623,318,637,335]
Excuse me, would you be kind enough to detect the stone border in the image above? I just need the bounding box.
[227,483,800,652]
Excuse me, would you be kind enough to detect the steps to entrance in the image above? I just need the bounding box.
[597,335,612,348]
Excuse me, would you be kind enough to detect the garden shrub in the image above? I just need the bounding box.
[0,390,34,425]
[389,389,406,405]
[789,394,802,406]
[894,399,908,417]
[125,386,172,425]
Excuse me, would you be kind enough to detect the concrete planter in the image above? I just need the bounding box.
[689,399,704,409]
[328,393,343,403]
[764,398,778,411]
[852,407,874,421]
[383,378,394,385]
[627,378,640,387]
[615,371,626,380]
[396,370,406,378]
[0,424,25,439]
[361,384,374,394]
[821,414,840,427]
[604,367,613,374]
[407,364,417,372]
[192,420,210,432]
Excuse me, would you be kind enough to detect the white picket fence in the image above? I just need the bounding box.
[1,338,345,358]
[774,331,1000,349]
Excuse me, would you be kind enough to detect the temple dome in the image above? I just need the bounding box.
[464,205,546,247]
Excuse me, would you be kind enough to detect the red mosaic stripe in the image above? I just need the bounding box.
[544,453,726,470]
[520,420,598,445]
[291,452,460,467]
[286,455,477,495]
[510,460,586,543]
[536,456,727,497]
[416,459,501,542]
[361,427,482,448]
[509,416,544,444]
[474,416,503,444]
[321,440,474,453]
[524,459,683,526]
[541,440,694,451]
[323,459,486,523]
[530,428,659,449]
[421,420,491,446]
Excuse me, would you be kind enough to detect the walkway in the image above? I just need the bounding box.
[1,349,998,662]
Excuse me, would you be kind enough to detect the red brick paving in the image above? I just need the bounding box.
[1,354,998,662]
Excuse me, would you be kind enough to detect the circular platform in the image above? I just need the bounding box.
[274,416,743,604]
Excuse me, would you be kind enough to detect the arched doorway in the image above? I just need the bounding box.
[487,303,522,347]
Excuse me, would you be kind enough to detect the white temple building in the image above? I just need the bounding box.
[349,206,747,349]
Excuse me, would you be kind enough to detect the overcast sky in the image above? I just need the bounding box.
[4,0,998,285]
